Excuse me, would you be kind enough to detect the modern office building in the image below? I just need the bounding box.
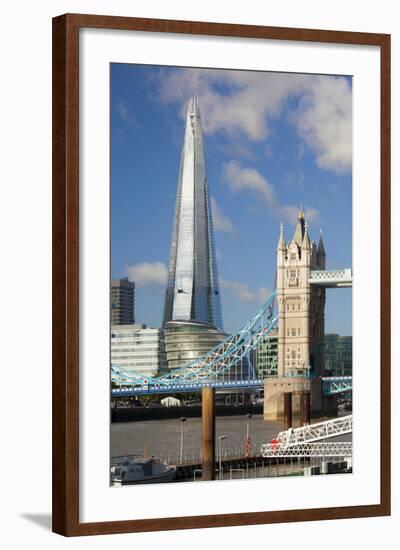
[111,324,167,378]
[255,328,279,377]
[324,334,352,376]
[164,319,225,371]
[163,96,223,330]
[111,277,135,325]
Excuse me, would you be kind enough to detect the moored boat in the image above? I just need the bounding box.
[111,456,176,485]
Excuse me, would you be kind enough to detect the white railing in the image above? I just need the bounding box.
[260,441,352,458]
[309,269,352,287]
[276,415,353,447]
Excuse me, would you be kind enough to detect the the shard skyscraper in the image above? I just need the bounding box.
[163,96,223,330]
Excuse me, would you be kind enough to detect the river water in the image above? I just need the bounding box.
[111,413,350,465]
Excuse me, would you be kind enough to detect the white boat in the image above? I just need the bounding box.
[111,456,176,485]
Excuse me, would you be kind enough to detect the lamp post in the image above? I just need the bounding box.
[246,413,252,439]
[179,417,187,464]
[245,413,252,457]
[218,435,227,480]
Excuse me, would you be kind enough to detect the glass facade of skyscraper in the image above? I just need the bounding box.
[163,96,223,330]
[324,334,352,376]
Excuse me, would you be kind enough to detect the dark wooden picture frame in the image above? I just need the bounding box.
[52,13,391,536]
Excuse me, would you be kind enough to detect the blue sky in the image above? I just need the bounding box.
[111,64,352,335]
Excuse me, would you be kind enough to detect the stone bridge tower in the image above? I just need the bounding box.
[264,210,327,420]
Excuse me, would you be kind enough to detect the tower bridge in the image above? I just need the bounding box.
[263,211,352,419]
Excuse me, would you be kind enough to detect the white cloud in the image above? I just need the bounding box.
[223,160,319,224]
[220,278,270,304]
[293,77,352,173]
[210,197,235,234]
[115,101,134,126]
[156,69,352,174]
[158,68,307,140]
[126,262,167,287]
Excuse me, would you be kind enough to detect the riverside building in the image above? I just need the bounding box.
[111,277,135,325]
[255,328,279,377]
[164,319,225,371]
[111,324,167,378]
[324,334,352,376]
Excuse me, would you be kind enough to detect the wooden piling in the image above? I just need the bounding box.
[201,386,215,480]
[283,392,292,430]
[300,391,311,426]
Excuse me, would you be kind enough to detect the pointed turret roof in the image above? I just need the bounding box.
[317,229,326,257]
[302,221,311,250]
[292,209,306,246]
[277,223,286,251]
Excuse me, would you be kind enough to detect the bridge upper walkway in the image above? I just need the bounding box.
[309,269,352,288]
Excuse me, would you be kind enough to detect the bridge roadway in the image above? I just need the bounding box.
[112,379,264,397]
[111,376,352,397]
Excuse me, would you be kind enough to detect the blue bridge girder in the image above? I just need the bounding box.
[112,379,265,397]
[321,376,353,396]
[111,291,278,394]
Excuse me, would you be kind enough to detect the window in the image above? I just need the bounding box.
[290,270,296,277]
[290,253,296,260]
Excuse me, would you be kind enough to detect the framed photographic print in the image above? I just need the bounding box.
[52,14,391,536]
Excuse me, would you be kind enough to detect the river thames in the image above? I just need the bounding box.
[111,413,349,464]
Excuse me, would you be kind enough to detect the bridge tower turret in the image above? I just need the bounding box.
[265,210,326,419]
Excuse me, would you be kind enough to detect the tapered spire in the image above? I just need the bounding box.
[187,94,200,117]
[277,223,287,251]
[292,209,306,246]
[163,96,223,330]
[317,229,326,257]
[302,221,311,250]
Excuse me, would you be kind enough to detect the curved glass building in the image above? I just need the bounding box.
[163,96,223,330]
[164,320,225,371]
